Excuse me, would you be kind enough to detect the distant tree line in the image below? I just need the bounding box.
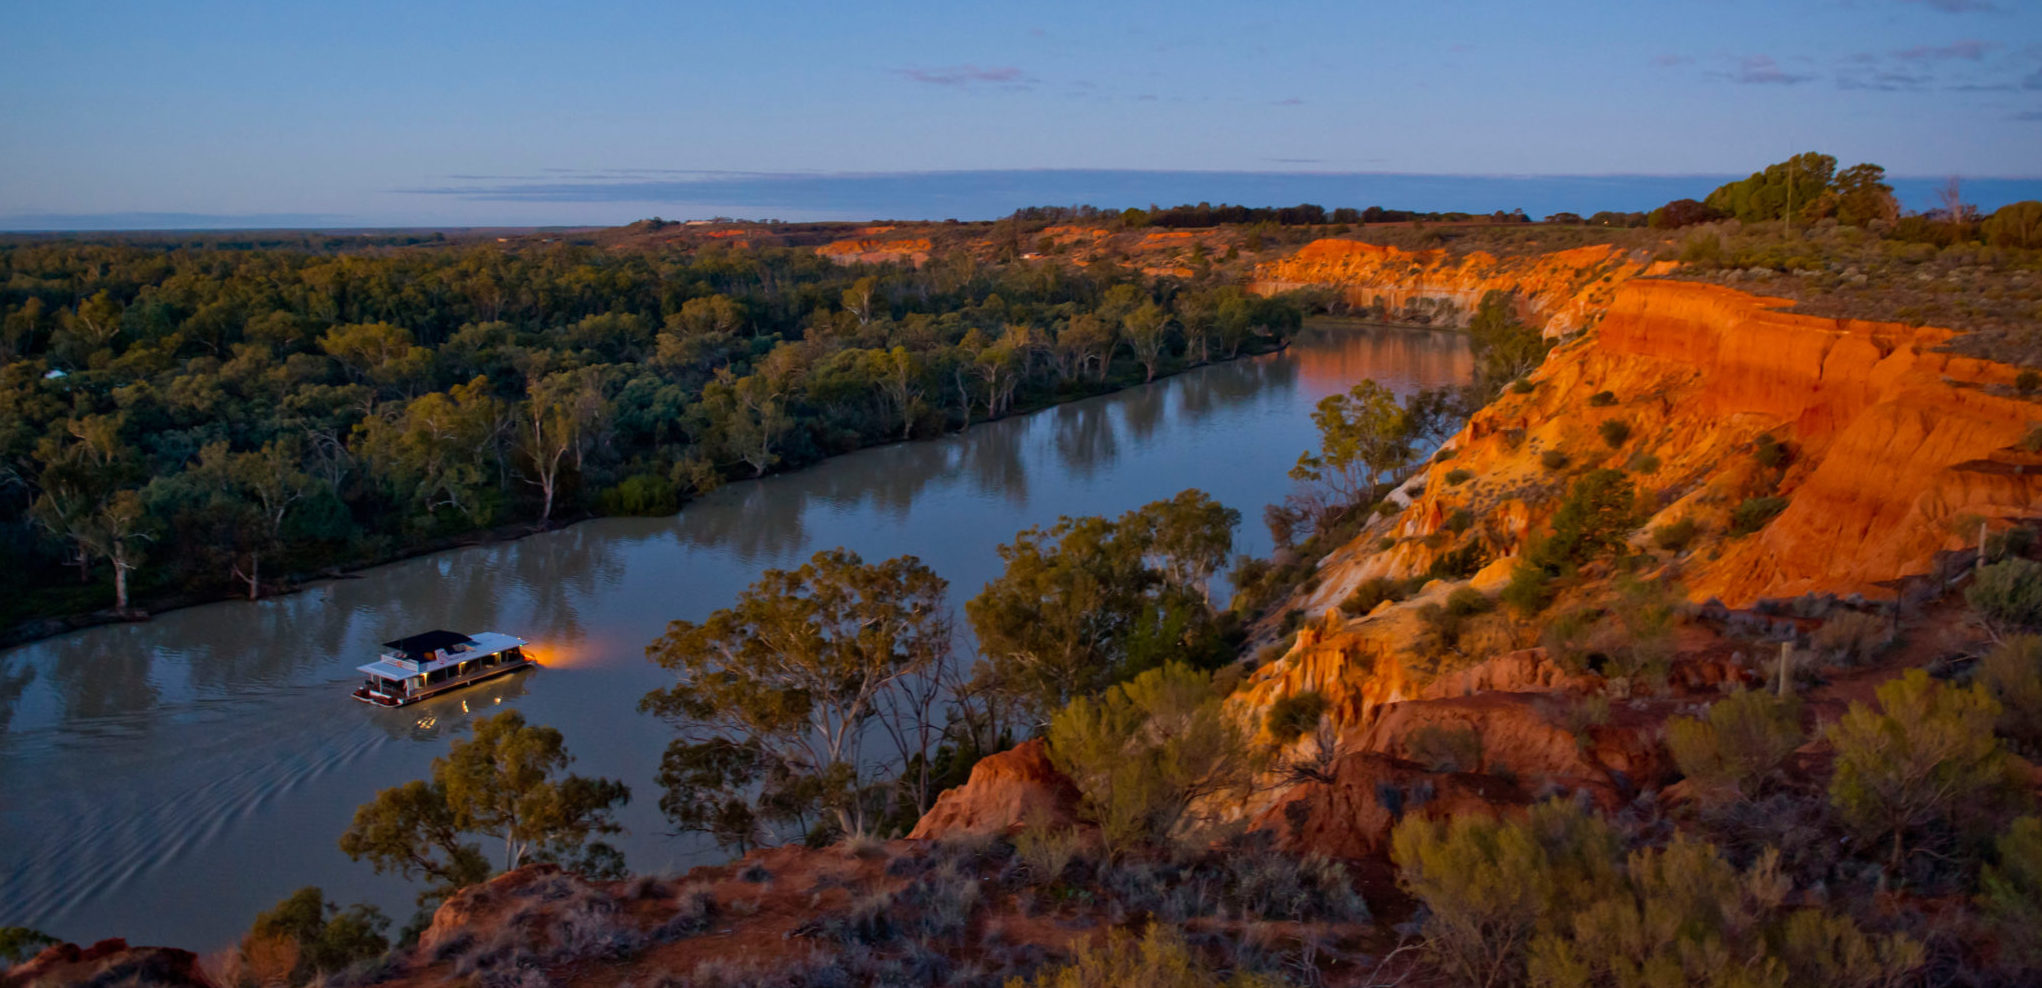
[0,239,1304,626]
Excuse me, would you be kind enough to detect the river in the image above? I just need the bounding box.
[0,321,1470,949]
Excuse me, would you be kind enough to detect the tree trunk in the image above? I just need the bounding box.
[113,562,129,612]
[246,552,260,601]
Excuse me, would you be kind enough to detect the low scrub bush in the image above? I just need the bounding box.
[596,473,680,516]
[240,887,390,985]
[1978,634,2042,754]
[1810,610,1893,667]
[1265,691,1329,744]
[1826,669,2025,874]
[1969,558,2042,634]
[1981,816,2042,974]
[1009,924,1281,988]
[1501,562,1556,615]
[1587,390,1617,407]
[1729,496,1789,536]
[1426,540,1488,581]
[1340,576,1412,616]
[1597,419,1632,447]
[1014,822,1084,886]
[1651,518,1698,552]
[1445,468,1474,486]
[1540,449,1570,470]
[1753,432,1792,469]
[1047,664,1263,853]
[1665,690,1804,803]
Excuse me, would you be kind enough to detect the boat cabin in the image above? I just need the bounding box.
[353,629,532,706]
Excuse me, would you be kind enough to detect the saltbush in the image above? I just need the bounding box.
[1729,496,1789,536]
[1264,690,1329,744]
[1597,420,1632,447]
[1968,558,2042,634]
[1665,690,1803,802]
[1651,518,1698,552]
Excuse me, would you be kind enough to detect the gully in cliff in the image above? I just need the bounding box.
[352,629,534,707]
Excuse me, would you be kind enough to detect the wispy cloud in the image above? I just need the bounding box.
[2014,109,2042,120]
[1725,55,1815,85]
[891,65,1033,88]
[1891,40,1995,60]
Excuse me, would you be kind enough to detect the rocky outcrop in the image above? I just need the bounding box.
[1250,240,1671,333]
[908,739,1081,839]
[1250,751,1526,859]
[2,940,213,988]
[816,237,934,266]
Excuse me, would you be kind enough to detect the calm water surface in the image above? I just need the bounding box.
[0,321,1469,948]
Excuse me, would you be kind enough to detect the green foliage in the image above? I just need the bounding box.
[0,927,57,965]
[1596,419,1631,447]
[1586,390,1615,407]
[1391,799,1623,987]
[1704,152,1850,224]
[1290,378,1413,507]
[1753,433,1792,470]
[1396,799,1921,988]
[1979,816,2042,973]
[1427,539,1489,581]
[595,472,679,516]
[1445,468,1474,485]
[1468,290,1556,398]
[1502,562,1556,615]
[1825,670,2024,872]
[1730,496,1789,536]
[1530,469,1638,574]
[1006,924,1281,988]
[1540,449,1569,470]
[1982,201,2042,250]
[242,887,390,982]
[1977,634,2042,754]
[1626,452,1660,474]
[1341,575,1414,616]
[340,711,628,904]
[969,491,1240,721]
[1651,518,1698,552]
[1810,611,1893,668]
[1665,690,1804,802]
[1046,663,1261,854]
[1265,690,1328,744]
[1526,839,1922,988]
[642,548,950,848]
[1968,558,2042,635]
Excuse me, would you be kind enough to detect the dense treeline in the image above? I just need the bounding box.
[1008,202,1513,229]
[0,239,1303,627]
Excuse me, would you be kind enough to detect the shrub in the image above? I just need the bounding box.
[1587,390,1616,407]
[1426,540,1488,581]
[0,928,57,965]
[1341,576,1410,616]
[1501,562,1555,615]
[1978,634,2042,754]
[1597,419,1632,447]
[1810,610,1893,667]
[1418,587,1496,654]
[1391,800,1622,988]
[1511,378,1535,395]
[1626,452,1661,474]
[1445,468,1474,486]
[1753,433,1791,469]
[1014,823,1083,886]
[1445,507,1474,533]
[1540,449,1570,470]
[1969,558,2042,634]
[1980,816,2042,974]
[1011,924,1281,988]
[242,887,389,984]
[597,472,681,516]
[1729,496,1789,536]
[1047,663,1262,853]
[1374,536,1396,552]
[1985,524,2037,563]
[1404,724,1484,773]
[1665,690,1804,802]
[2017,369,2041,395]
[1825,670,2023,873]
[2025,424,2042,454]
[1265,690,1329,744]
[1651,518,1698,552]
[1435,446,1458,462]
[1531,469,1639,573]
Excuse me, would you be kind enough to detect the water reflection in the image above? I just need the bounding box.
[0,321,1471,949]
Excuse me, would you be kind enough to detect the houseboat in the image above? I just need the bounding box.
[352,630,533,707]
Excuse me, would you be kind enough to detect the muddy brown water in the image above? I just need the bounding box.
[0,321,1470,949]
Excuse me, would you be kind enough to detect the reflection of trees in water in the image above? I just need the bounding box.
[0,660,33,733]
[1119,384,1166,443]
[43,625,161,725]
[1052,402,1118,481]
[502,525,621,644]
[959,419,1030,507]
[672,478,812,568]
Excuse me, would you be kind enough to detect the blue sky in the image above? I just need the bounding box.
[1,0,2038,228]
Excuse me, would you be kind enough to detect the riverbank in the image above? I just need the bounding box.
[0,335,1294,652]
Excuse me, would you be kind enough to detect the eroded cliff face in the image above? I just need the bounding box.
[1229,253,2042,805]
[815,236,935,266]
[1250,239,1674,332]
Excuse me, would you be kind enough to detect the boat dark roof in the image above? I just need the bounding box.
[382,630,475,655]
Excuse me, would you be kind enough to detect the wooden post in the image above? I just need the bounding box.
[1778,640,1793,697]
